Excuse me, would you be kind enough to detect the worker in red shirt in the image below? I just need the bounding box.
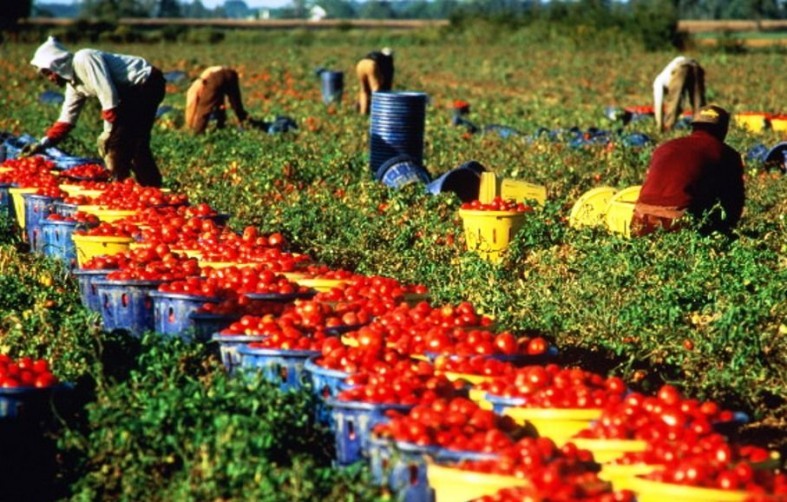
[23,37,166,187]
[185,66,255,134]
[632,105,744,236]
[356,48,394,115]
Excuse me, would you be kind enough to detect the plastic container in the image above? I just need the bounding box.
[40,219,78,267]
[481,393,601,445]
[71,234,134,268]
[189,312,240,343]
[570,438,648,464]
[426,160,487,202]
[569,187,618,229]
[293,277,348,292]
[604,185,642,238]
[0,384,69,419]
[427,462,530,502]
[769,114,787,133]
[94,279,163,336]
[320,70,344,105]
[78,206,138,223]
[149,291,221,341]
[23,193,59,252]
[763,141,787,173]
[458,208,527,263]
[236,346,320,391]
[72,268,110,312]
[8,187,38,229]
[52,201,78,218]
[598,463,662,492]
[733,112,769,133]
[210,334,269,375]
[327,399,414,465]
[374,155,431,189]
[369,91,428,174]
[629,475,752,502]
[303,358,350,427]
[0,182,13,218]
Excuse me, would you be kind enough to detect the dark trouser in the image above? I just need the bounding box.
[106,67,166,187]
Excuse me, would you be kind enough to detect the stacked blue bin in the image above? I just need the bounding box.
[369,91,428,176]
[320,70,344,105]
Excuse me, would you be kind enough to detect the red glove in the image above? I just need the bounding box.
[101,108,117,123]
[44,121,73,145]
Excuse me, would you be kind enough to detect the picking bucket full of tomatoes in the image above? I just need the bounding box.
[458,197,533,264]
[0,356,65,420]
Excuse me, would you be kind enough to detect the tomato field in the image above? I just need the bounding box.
[0,24,785,501]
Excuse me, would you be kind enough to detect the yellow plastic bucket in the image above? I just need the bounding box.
[770,115,787,132]
[71,234,134,268]
[77,205,138,223]
[9,187,38,229]
[571,438,647,464]
[427,462,531,502]
[604,186,641,237]
[569,186,618,229]
[198,261,258,270]
[734,112,769,133]
[458,208,526,263]
[502,407,602,445]
[629,476,751,502]
[599,463,662,492]
[294,277,347,292]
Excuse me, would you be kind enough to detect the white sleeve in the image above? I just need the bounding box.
[56,85,86,125]
[653,75,665,129]
[72,50,120,111]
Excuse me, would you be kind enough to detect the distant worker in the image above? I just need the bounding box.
[185,66,257,134]
[23,36,165,187]
[356,48,394,115]
[653,56,706,131]
[632,105,744,236]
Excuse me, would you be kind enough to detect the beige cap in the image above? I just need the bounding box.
[692,105,730,127]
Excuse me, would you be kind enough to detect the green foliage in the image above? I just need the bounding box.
[61,333,378,500]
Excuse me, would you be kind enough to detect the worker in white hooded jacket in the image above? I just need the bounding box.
[24,37,166,187]
[653,56,706,132]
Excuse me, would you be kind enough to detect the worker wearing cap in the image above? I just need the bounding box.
[24,36,166,187]
[632,105,744,236]
[356,48,394,115]
[185,66,254,134]
[653,56,706,131]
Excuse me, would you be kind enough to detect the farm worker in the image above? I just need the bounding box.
[23,37,166,187]
[653,56,706,131]
[185,66,258,134]
[356,48,394,115]
[632,105,744,236]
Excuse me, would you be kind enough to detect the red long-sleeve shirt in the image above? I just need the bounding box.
[637,129,745,231]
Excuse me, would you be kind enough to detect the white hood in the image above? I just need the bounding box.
[30,36,74,81]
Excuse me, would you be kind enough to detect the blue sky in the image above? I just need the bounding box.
[38,0,294,8]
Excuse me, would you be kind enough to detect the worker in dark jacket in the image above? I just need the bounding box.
[24,36,166,187]
[632,105,744,236]
[186,66,251,134]
[356,48,394,115]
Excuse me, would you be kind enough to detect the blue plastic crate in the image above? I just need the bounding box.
[94,279,163,336]
[303,357,350,428]
[51,201,78,218]
[40,219,78,268]
[327,399,414,466]
[235,346,320,391]
[189,312,240,343]
[149,291,220,341]
[24,193,60,253]
[0,384,69,420]
[210,333,269,375]
[72,269,110,312]
[0,183,13,218]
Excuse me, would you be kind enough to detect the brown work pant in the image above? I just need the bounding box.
[105,67,166,187]
[187,68,248,134]
[356,58,393,115]
[663,62,706,131]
